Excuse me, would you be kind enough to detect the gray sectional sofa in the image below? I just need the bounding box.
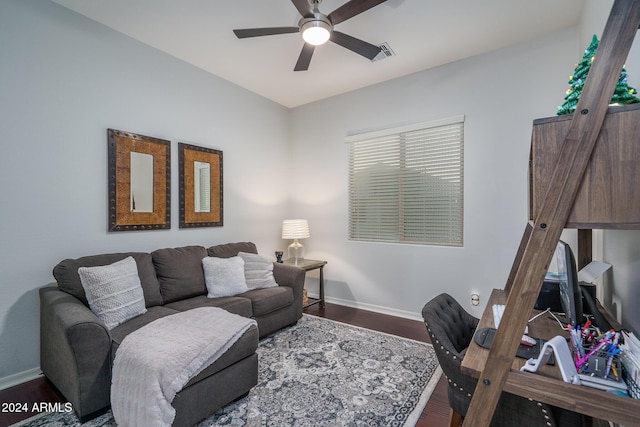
[39,242,305,425]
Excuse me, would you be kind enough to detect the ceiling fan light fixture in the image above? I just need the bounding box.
[300,17,332,46]
[233,0,387,71]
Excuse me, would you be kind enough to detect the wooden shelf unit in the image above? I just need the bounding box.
[530,102,640,229]
[462,1,640,425]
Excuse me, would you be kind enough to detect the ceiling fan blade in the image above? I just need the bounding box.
[291,0,314,18]
[233,27,299,39]
[330,31,381,60]
[327,0,387,25]
[294,43,315,71]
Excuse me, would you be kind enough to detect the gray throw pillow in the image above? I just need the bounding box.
[202,256,248,298]
[238,252,278,290]
[151,245,207,303]
[78,256,147,330]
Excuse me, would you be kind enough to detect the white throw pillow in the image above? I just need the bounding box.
[78,256,147,330]
[238,252,278,290]
[202,256,248,298]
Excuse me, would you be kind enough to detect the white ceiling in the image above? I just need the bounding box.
[51,0,586,108]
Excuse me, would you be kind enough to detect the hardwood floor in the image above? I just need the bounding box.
[0,376,66,426]
[0,302,450,426]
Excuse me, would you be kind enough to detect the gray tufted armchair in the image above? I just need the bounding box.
[422,293,584,427]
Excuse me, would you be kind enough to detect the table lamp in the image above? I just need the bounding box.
[282,219,310,264]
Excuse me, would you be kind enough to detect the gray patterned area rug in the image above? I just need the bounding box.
[15,315,441,427]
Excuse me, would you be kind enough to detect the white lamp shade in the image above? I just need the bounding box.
[282,219,310,239]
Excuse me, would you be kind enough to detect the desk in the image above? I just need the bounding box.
[282,259,327,308]
[462,289,636,426]
[461,289,566,378]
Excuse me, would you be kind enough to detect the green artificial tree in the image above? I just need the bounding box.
[557,34,640,115]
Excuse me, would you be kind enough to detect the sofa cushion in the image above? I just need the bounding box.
[239,287,293,317]
[152,246,207,303]
[164,295,253,318]
[53,252,163,308]
[184,323,259,388]
[207,242,257,258]
[109,306,258,392]
[202,256,248,298]
[110,306,180,363]
[78,256,147,330]
[238,252,278,290]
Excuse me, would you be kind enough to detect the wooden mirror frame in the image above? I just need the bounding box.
[107,129,171,232]
[179,142,223,228]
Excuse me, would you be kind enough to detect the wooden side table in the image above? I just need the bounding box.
[282,259,327,308]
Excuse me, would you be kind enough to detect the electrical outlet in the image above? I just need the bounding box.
[471,293,480,306]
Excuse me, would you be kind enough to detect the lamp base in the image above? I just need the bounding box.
[288,239,305,264]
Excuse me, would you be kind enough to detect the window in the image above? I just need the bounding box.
[347,116,464,246]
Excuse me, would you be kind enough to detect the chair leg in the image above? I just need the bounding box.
[449,409,464,427]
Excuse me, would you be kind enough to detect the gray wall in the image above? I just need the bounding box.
[289,28,579,319]
[1,0,638,387]
[0,1,291,384]
[580,0,640,334]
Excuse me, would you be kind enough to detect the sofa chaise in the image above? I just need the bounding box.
[39,241,305,425]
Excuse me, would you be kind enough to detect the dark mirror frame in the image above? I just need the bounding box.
[107,129,171,231]
[179,142,223,228]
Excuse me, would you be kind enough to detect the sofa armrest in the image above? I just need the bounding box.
[273,262,306,318]
[39,286,112,420]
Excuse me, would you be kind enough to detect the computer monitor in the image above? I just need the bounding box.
[580,285,613,331]
[555,240,583,327]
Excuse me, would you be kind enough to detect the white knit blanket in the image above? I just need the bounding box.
[111,307,257,427]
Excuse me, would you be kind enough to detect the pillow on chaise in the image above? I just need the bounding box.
[238,252,278,290]
[202,256,248,298]
[77,256,147,330]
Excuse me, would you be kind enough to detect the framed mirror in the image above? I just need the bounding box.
[179,143,223,228]
[107,129,171,231]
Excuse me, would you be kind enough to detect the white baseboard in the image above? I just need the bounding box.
[308,293,423,322]
[0,368,43,391]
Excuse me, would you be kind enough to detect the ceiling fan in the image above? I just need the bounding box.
[233,0,387,71]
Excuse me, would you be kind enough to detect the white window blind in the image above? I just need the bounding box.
[347,116,464,246]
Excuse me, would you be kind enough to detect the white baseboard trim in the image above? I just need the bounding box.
[308,293,423,322]
[0,368,43,391]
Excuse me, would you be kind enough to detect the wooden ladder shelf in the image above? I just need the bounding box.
[463,1,640,425]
